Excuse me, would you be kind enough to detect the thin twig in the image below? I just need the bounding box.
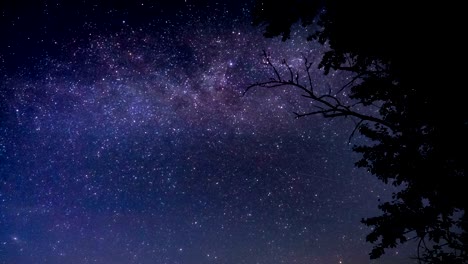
[245,53,397,132]
[349,119,364,143]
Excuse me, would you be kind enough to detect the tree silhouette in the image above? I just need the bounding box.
[249,1,467,263]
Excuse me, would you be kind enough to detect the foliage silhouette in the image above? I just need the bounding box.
[249,1,467,263]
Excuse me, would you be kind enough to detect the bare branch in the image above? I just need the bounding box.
[317,94,344,107]
[245,54,397,132]
[263,50,281,81]
[303,56,315,93]
[282,59,294,83]
[349,119,364,143]
[293,108,339,119]
[336,73,364,95]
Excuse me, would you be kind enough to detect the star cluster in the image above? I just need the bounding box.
[1,1,411,264]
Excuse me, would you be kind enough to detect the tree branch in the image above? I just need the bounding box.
[245,53,398,134]
[263,50,281,81]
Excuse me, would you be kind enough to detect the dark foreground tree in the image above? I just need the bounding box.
[249,1,467,263]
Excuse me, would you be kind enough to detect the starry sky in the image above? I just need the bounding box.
[1,1,414,264]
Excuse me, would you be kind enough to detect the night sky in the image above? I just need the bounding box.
[1,1,414,263]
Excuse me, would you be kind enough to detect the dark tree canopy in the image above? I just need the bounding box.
[251,1,467,263]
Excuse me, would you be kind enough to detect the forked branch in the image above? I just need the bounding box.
[245,52,396,132]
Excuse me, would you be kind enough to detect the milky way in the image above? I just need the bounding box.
[1,2,412,264]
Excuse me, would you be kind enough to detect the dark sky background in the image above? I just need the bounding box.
[1,1,415,263]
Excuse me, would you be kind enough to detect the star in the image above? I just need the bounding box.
[0,1,403,264]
